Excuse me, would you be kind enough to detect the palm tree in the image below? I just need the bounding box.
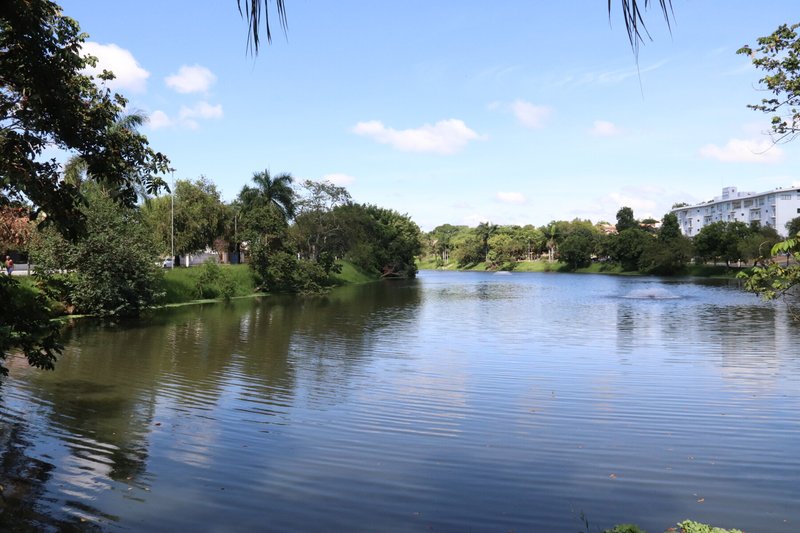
[238,1,673,56]
[239,169,296,221]
[545,224,559,263]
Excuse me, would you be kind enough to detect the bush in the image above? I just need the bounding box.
[29,185,163,317]
[677,520,743,533]
[603,524,647,533]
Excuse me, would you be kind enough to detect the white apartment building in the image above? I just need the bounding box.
[672,186,800,237]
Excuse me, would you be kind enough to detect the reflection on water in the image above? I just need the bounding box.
[1,272,799,532]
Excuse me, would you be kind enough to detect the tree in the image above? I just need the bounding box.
[61,111,157,203]
[0,205,34,253]
[737,225,780,266]
[559,230,595,270]
[1,0,169,373]
[475,222,497,262]
[1,1,170,236]
[427,224,466,264]
[740,236,800,306]
[737,23,800,143]
[658,212,681,242]
[143,177,227,258]
[638,212,692,275]
[335,204,421,278]
[451,231,484,268]
[737,23,800,307]
[291,179,352,268]
[693,221,752,266]
[239,169,297,221]
[615,206,638,232]
[609,228,650,271]
[786,216,800,238]
[29,183,163,317]
[542,223,559,262]
[486,233,519,268]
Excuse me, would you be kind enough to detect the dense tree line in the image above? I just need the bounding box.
[422,208,796,276]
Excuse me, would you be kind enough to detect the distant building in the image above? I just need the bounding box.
[671,186,800,237]
[597,223,617,235]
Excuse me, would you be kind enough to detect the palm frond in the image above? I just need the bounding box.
[238,0,287,54]
[612,0,674,58]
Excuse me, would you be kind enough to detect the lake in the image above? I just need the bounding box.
[1,271,798,532]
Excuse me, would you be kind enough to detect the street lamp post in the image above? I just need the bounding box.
[170,171,175,268]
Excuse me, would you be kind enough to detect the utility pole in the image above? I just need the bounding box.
[170,171,175,268]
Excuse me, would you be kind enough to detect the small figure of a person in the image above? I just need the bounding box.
[5,255,13,276]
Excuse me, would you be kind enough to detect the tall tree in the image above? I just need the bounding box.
[1,1,170,236]
[239,169,296,221]
[143,177,227,258]
[29,183,163,317]
[615,206,638,232]
[1,0,169,374]
[291,179,351,267]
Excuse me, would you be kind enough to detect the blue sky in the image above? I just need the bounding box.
[59,1,799,230]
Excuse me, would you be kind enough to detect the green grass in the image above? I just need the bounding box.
[160,264,256,304]
[329,260,376,285]
[512,260,565,272]
[575,262,626,274]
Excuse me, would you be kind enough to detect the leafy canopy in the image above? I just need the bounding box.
[737,23,800,143]
[1,0,170,238]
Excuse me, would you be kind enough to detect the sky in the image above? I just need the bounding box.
[57,1,800,231]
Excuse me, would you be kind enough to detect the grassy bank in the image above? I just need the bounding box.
[160,263,256,304]
[160,260,377,306]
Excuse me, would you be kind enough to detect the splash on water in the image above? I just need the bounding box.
[622,287,680,300]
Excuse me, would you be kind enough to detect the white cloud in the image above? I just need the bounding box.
[495,191,527,205]
[176,102,223,129]
[590,120,622,137]
[149,110,173,130]
[148,102,223,130]
[322,173,356,186]
[555,60,668,88]
[166,65,217,94]
[699,138,784,163]
[179,101,223,120]
[82,42,149,93]
[352,119,485,154]
[511,100,552,128]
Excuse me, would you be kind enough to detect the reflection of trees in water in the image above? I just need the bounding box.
[613,295,800,388]
[2,281,423,525]
[240,281,423,407]
[0,415,104,532]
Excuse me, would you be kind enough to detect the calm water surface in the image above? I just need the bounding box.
[1,271,798,532]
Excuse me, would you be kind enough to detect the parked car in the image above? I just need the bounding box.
[162,257,174,268]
